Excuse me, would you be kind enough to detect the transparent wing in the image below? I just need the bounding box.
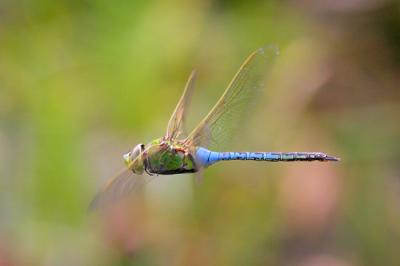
[185,46,278,149]
[166,70,197,140]
[88,168,155,211]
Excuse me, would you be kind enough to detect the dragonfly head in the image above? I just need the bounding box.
[123,144,145,173]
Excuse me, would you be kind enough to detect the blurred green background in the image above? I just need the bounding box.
[1,0,400,265]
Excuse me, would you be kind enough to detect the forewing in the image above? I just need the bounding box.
[185,47,278,149]
[88,168,155,211]
[166,70,197,140]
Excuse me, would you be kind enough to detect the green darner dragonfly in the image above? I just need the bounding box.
[89,47,339,210]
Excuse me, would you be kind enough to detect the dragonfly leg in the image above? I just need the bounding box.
[144,168,154,176]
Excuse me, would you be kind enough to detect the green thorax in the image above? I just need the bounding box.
[143,138,197,175]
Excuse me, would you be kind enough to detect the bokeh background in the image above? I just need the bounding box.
[1,0,399,265]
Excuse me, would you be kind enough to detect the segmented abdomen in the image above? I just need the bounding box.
[195,147,338,168]
[219,152,333,161]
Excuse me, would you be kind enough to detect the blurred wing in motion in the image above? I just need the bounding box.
[185,46,279,149]
[88,168,154,212]
[166,70,197,140]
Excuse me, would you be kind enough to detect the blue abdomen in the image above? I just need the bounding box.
[195,147,338,167]
[195,147,219,167]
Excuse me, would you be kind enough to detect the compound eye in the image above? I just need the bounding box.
[130,144,143,160]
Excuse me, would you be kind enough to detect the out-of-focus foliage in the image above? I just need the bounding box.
[0,0,399,265]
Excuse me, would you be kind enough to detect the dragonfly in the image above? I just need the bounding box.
[89,47,339,210]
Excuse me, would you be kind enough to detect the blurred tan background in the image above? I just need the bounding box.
[0,0,399,265]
